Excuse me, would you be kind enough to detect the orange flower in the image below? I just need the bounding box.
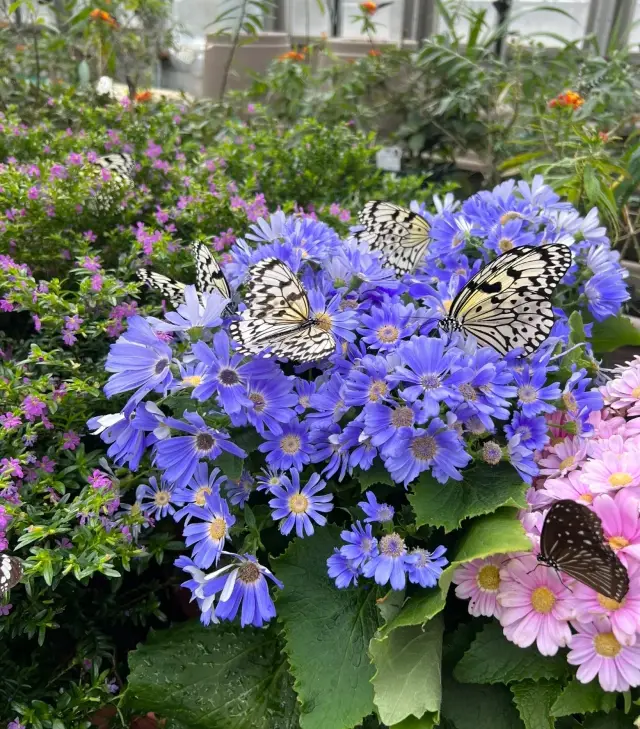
[547,89,584,110]
[15,44,26,52]
[89,8,118,27]
[599,131,609,143]
[368,48,381,57]
[135,90,152,103]
[360,1,377,14]
[278,50,305,62]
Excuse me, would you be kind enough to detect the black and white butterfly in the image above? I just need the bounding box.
[0,554,22,597]
[354,201,430,275]
[87,153,135,213]
[538,500,629,603]
[229,258,337,364]
[439,243,572,356]
[94,153,135,180]
[137,240,235,314]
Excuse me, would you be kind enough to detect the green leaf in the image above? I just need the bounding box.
[568,310,586,347]
[583,711,631,729]
[381,509,530,637]
[390,714,438,729]
[370,615,444,726]
[511,680,563,729]
[273,527,379,729]
[126,621,298,729]
[550,678,618,717]
[408,464,528,533]
[442,677,524,729]
[591,315,640,353]
[454,623,569,685]
[354,459,394,490]
[212,451,244,480]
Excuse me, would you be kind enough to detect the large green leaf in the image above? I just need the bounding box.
[370,615,444,726]
[389,715,438,729]
[550,678,618,717]
[408,464,528,533]
[125,621,298,729]
[381,509,530,638]
[273,527,379,729]
[454,623,569,685]
[511,680,563,729]
[591,314,640,353]
[441,677,524,729]
[583,711,632,729]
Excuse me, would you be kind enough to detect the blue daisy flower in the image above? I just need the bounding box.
[362,400,420,458]
[505,412,548,451]
[357,300,417,351]
[233,370,298,436]
[173,463,227,523]
[268,471,333,538]
[226,471,255,507]
[182,491,235,568]
[358,491,394,524]
[136,476,179,520]
[362,532,412,591]
[258,418,311,471]
[327,549,360,588]
[406,545,448,588]
[342,355,393,407]
[339,521,378,567]
[513,365,562,418]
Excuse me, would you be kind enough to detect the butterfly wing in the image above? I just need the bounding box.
[229,258,336,364]
[136,268,186,309]
[94,153,135,180]
[192,240,232,301]
[540,500,629,602]
[355,201,430,275]
[443,243,572,356]
[0,554,22,596]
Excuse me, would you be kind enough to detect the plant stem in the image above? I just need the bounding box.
[33,29,41,100]
[220,0,249,101]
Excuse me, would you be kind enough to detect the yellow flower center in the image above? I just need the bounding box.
[315,312,333,332]
[182,375,203,387]
[195,486,212,506]
[598,594,623,611]
[368,380,388,402]
[578,493,593,504]
[299,395,310,408]
[208,517,227,541]
[498,238,514,252]
[153,490,171,506]
[476,565,500,591]
[609,535,630,550]
[531,586,556,614]
[442,299,452,313]
[563,392,578,413]
[632,386,640,399]
[558,456,575,470]
[594,632,621,658]
[608,472,633,488]
[376,324,399,344]
[288,493,309,514]
[500,212,521,225]
[280,435,301,454]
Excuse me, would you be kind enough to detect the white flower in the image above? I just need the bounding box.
[96,76,113,96]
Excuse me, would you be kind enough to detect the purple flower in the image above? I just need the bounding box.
[406,545,448,587]
[327,549,360,588]
[339,521,378,567]
[362,401,419,457]
[226,472,255,507]
[268,471,333,537]
[358,491,394,524]
[232,370,298,435]
[513,365,562,418]
[154,411,246,486]
[307,373,349,429]
[136,476,179,519]
[504,412,548,451]
[87,409,147,471]
[583,270,629,321]
[182,492,235,568]
[258,419,311,471]
[358,301,416,351]
[362,532,412,590]
[62,431,81,450]
[173,464,226,522]
[507,434,538,483]
[342,355,393,407]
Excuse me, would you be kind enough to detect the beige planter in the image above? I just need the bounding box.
[203,31,291,99]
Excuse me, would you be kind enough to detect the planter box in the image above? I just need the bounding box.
[203,31,291,99]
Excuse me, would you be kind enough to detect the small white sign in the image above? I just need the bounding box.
[376,146,403,172]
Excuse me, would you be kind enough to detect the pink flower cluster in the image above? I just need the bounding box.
[453,358,640,692]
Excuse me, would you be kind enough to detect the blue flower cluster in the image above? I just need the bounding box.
[90,178,627,627]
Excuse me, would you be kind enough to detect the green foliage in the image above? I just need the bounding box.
[590,314,640,352]
[510,680,563,729]
[272,527,379,729]
[126,621,299,729]
[441,677,524,729]
[550,679,618,717]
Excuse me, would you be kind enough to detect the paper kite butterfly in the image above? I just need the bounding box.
[87,153,135,213]
[0,554,22,597]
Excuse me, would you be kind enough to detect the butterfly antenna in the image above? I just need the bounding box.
[555,569,573,593]
[548,342,585,362]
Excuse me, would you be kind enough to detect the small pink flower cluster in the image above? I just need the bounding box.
[453,357,640,692]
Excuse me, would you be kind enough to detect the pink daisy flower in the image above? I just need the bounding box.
[538,436,588,477]
[567,618,640,692]
[581,449,640,495]
[452,555,507,618]
[591,490,640,565]
[604,367,640,417]
[588,409,627,440]
[540,470,595,507]
[586,433,626,459]
[519,509,546,551]
[572,560,640,646]
[497,554,574,656]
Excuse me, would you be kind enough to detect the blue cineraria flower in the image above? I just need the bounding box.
[362,532,412,590]
[309,424,350,481]
[358,491,394,524]
[256,468,284,493]
[251,241,303,273]
[283,215,343,262]
[384,418,471,487]
[258,418,311,471]
[357,300,417,351]
[327,549,360,588]
[362,401,419,457]
[131,401,170,444]
[172,361,208,392]
[182,492,235,568]
[244,210,287,245]
[88,407,146,470]
[484,217,538,255]
[513,365,562,418]
[338,419,377,474]
[232,370,298,435]
[517,174,567,209]
[148,285,227,332]
[406,545,448,588]
[307,373,349,429]
[339,521,378,567]
[136,476,179,520]
[562,368,603,416]
[427,192,459,214]
[583,270,629,321]
[293,378,315,414]
[337,242,402,295]
[507,434,538,484]
[307,289,358,343]
[225,238,253,288]
[174,555,218,625]
[200,553,283,628]
[342,355,392,407]
[104,316,174,406]
[173,463,227,522]
[427,211,475,258]
[505,412,548,451]
[192,331,269,414]
[226,471,255,507]
[268,471,333,538]
[390,336,467,417]
[585,244,622,276]
[154,411,246,486]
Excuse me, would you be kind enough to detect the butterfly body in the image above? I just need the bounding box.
[538,499,629,603]
[137,240,236,315]
[229,258,336,364]
[87,153,135,214]
[439,242,572,356]
[0,554,22,597]
[355,201,430,275]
